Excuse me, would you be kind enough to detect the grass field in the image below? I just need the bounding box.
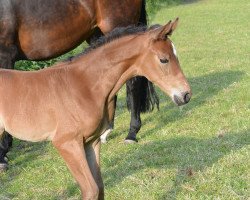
[0,0,249,199]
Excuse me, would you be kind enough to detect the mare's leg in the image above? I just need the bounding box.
[0,9,18,69]
[125,77,144,143]
[85,139,104,200]
[125,77,159,143]
[0,126,9,171]
[0,132,12,171]
[53,136,99,200]
[0,45,17,69]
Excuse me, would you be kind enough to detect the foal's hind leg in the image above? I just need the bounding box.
[52,136,99,200]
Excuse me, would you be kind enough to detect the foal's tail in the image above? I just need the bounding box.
[126,0,159,113]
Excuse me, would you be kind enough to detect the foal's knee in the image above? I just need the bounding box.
[85,185,104,200]
[82,186,100,200]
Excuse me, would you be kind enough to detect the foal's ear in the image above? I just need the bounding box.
[151,18,179,40]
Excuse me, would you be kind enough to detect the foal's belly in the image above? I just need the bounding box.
[3,114,58,142]
[6,128,56,142]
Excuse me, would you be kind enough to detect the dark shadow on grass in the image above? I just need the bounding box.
[49,130,249,199]
[102,130,249,195]
[2,130,248,199]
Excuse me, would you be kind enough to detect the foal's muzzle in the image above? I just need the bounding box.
[173,92,191,106]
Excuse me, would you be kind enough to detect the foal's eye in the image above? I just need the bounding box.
[160,58,169,64]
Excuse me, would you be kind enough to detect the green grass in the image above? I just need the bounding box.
[1,0,250,199]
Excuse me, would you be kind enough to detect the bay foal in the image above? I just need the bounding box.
[0,19,191,199]
[0,0,158,170]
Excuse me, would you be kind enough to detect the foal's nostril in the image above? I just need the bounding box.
[173,92,191,106]
[184,92,191,103]
[173,95,182,106]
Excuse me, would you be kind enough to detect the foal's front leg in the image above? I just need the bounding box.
[100,96,117,143]
[52,137,99,200]
[85,139,104,200]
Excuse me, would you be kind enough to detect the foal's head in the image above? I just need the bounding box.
[137,18,191,106]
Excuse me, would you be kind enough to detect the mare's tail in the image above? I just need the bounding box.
[126,0,159,112]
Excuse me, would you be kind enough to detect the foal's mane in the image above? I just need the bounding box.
[66,25,148,62]
[85,26,148,54]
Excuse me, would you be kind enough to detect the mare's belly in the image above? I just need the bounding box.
[17,2,94,60]
[18,23,92,60]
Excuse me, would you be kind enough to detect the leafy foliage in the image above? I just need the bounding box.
[15,43,87,71]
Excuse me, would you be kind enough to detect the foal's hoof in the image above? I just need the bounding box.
[101,138,107,144]
[0,163,8,172]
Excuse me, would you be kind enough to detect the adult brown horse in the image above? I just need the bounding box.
[0,0,159,170]
[0,18,191,199]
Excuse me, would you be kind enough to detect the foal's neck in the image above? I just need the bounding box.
[99,35,145,101]
[77,34,145,102]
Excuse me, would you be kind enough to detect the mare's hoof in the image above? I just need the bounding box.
[0,163,8,172]
[124,137,138,144]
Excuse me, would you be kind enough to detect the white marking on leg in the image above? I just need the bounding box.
[100,129,112,143]
[0,163,8,171]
